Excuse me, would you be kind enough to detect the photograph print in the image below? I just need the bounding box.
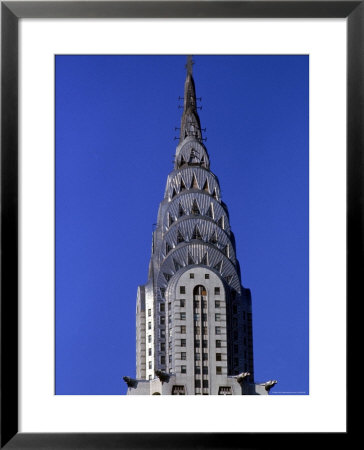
[55,55,309,395]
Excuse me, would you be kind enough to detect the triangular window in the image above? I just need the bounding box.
[217,216,224,229]
[192,225,202,240]
[225,275,233,284]
[206,204,214,219]
[223,245,229,257]
[166,242,172,254]
[189,148,199,164]
[201,253,208,266]
[191,173,199,189]
[213,188,218,200]
[178,203,185,217]
[180,178,187,192]
[171,188,177,199]
[173,258,183,271]
[168,213,174,227]
[202,179,209,193]
[191,199,200,216]
[177,230,184,244]
[164,273,172,282]
[213,260,223,273]
[180,155,186,166]
[209,231,218,244]
[188,252,195,265]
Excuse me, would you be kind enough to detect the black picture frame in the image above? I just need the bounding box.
[1,1,355,448]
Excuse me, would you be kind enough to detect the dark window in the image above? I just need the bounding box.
[202,340,208,348]
[161,356,165,365]
[203,353,208,361]
[148,309,151,316]
[190,273,194,279]
[202,300,207,308]
[215,301,220,308]
[180,299,185,307]
[172,385,186,395]
[160,303,165,312]
[148,322,151,330]
[149,361,152,369]
[160,316,165,325]
[180,286,185,294]
[180,312,186,320]
[202,313,207,321]
[148,348,152,356]
[215,327,221,335]
[216,366,222,375]
[203,366,208,374]
[191,200,200,215]
[195,326,200,335]
[194,313,200,321]
[195,353,200,361]
[181,339,186,347]
[214,287,220,295]
[148,335,152,343]
[181,326,186,334]
[181,365,186,374]
[195,380,201,388]
[181,352,186,360]
[194,300,199,308]
[215,314,221,321]
[195,366,201,374]
[160,343,165,352]
[203,380,209,388]
[205,274,209,279]
[203,327,208,335]
[195,339,200,348]
[216,340,221,348]
[216,353,222,361]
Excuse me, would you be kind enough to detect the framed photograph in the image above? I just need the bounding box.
[1,1,355,448]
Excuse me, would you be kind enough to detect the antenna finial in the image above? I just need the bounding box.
[185,55,194,75]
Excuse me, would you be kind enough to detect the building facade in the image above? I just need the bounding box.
[124,58,276,395]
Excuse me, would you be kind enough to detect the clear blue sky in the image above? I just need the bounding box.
[55,55,309,395]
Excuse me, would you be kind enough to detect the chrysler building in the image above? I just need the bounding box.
[123,57,276,395]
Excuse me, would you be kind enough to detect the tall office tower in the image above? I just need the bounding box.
[124,57,276,395]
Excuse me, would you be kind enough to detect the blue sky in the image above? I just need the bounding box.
[55,55,309,395]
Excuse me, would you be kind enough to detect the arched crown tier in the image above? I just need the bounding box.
[159,217,236,265]
[165,166,220,200]
[155,242,242,297]
[174,137,210,170]
[162,192,230,233]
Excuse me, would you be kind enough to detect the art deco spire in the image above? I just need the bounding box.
[127,57,276,395]
[179,56,203,143]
